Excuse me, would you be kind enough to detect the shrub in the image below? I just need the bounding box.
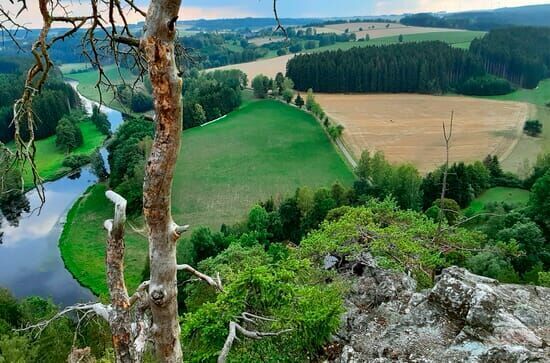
[458,75,514,96]
[524,119,542,137]
[62,154,91,169]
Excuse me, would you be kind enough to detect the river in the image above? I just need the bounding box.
[0,81,123,306]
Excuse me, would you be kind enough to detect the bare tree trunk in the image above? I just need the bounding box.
[104,191,133,363]
[142,1,184,361]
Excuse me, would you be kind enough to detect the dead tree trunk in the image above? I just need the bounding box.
[141,1,184,361]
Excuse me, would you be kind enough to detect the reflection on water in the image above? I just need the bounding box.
[0,80,124,306]
[0,168,97,305]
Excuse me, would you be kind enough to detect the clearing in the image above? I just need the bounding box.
[315,93,529,173]
[464,187,531,216]
[212,31,484,81]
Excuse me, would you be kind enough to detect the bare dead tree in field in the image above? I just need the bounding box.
[436,111,454,237]
[1,0,288,361]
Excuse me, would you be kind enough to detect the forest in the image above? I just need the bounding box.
[287,41,490,94]
[400,4,550,30]
[0,58,80,143]
[470,27,550,89]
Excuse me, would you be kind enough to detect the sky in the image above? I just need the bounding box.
[4,0,549,28]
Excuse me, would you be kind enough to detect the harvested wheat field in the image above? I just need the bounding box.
[323,22,462,40]
[214,54,294,81]
[316,94,530,173]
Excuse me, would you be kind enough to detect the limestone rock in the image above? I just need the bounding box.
[332,258,550,363]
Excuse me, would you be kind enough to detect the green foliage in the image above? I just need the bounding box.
[252,74,272,99]
[62,154,91,169]
[425,198,462,225]
[91,105,111,135]
[294,94,304,108]
[130,91,154,113]
[458,75,514,96]
[288,41,485,94]
[183,69,245,128]
[528,172,550,231]
[282,89,294,103]
[355,151,422,211]
[524,119,543,137]
[466,252,520,283]
[181,244,344,362]
[55,114,84,153]
[298,198,481,288]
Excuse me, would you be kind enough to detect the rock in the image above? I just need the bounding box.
[332,258,550,363]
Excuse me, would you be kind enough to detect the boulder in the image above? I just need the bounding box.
[332,258,550,362]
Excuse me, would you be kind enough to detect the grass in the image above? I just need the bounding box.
[60,100,354,295]
[58,62,92,73]
[59,184,148,298]
[303,31,485,55]
[64,64,143,116]
[18,120,106,185]
[171,100,355,231]
[476,79,550,172]
[464,187,531,216]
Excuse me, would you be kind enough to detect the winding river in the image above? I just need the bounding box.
[0,81,123,306]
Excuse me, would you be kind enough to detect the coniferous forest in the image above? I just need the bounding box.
[287,42,486,94]
[470,27,550,89]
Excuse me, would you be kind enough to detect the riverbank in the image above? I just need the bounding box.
[59,183,148,298]
[19,119,106,187]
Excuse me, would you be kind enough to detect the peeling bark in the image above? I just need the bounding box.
[141,1,184,361]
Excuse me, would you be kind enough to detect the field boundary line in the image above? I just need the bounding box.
[201,114,227,127]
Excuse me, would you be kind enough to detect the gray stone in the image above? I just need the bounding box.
[332,258,550,363]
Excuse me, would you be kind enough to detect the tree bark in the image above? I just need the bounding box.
[141,1,184,361]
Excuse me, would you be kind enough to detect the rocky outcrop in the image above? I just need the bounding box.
[331,254,550,362]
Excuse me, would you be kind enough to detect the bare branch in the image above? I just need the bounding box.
[177,264,224,291]
[218,316,291,363]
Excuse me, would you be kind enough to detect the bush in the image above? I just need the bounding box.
[130,91,154,113]
[524,120,542,137]
[62,154,91,169]
[252,74,271,98]
[55,115,83,153]
[282,89,294,103]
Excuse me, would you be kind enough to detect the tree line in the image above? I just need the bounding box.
[0,58,80,143]
[287,41,493,94]
[470,27,550,89]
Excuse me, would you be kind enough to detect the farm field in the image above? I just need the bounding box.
[478,79,550,173]
[321,22,464,40]
[464,187,531,216]
[213,30,484,80]
[171,100,355,231]
[315,93,529,173]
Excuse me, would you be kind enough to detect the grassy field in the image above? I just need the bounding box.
[60,100,354,294]
[171,100,355,231]
[64,65,141,115]
[59,184,148,298]
[464,187,531,215]
[58,62,92,73]
[18,120,106,185]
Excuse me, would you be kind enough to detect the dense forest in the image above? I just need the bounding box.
[470,27,550,89]
[400,4,550,30]
[287,42,489,94]
[0,58,80,143]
